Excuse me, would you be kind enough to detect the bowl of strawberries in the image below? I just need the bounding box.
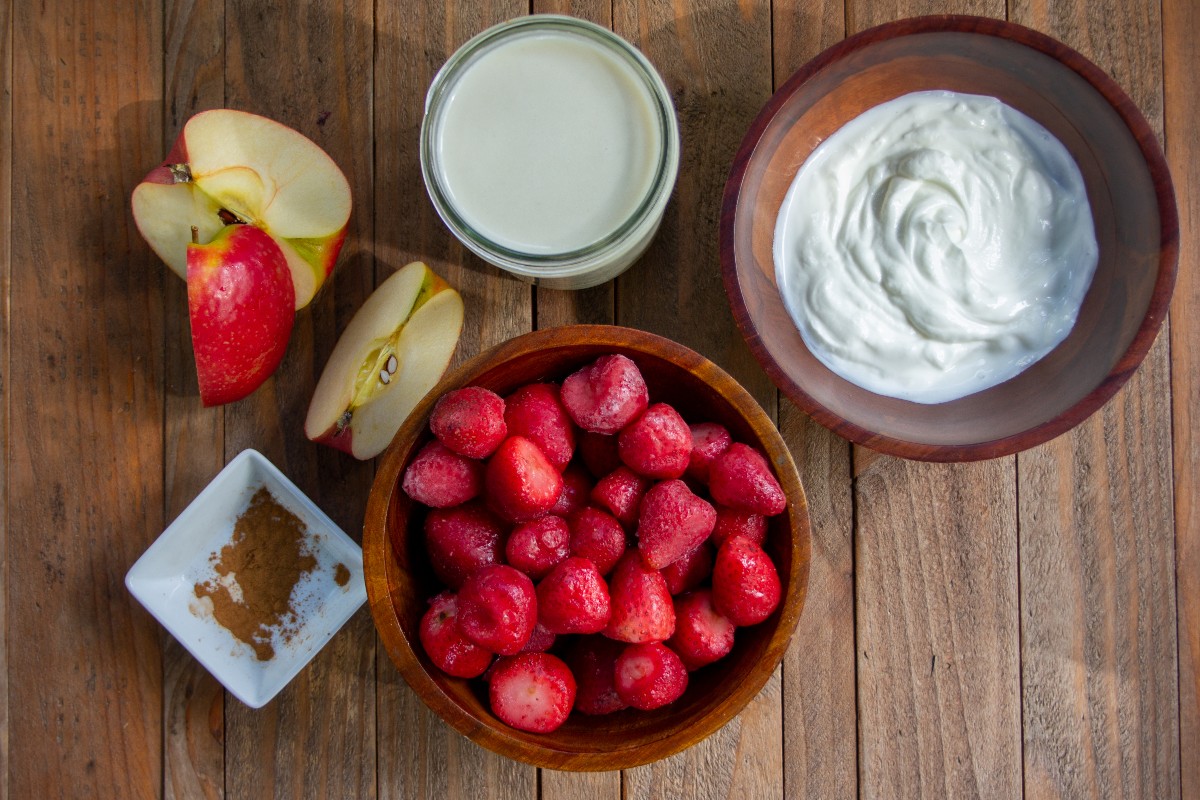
[363,325,811,770]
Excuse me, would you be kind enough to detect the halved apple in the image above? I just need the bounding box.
[132,109,351,309]
[306,262,464,460]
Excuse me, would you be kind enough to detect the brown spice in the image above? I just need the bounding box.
[334,563,350,587]
[194,487,317,661]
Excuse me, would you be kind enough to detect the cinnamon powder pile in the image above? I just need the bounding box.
[194,488,317,661]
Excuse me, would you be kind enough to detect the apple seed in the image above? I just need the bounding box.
[387,354,398,375]
[380,369,391,385]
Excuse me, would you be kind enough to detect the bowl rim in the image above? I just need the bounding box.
[720,14,1179,462]
[363,324,811,770]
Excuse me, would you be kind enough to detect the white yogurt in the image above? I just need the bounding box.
[773,91,1099,404]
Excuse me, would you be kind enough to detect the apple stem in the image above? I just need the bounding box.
[190,225,199,245]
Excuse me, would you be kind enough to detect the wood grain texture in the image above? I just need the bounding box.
[1164,1,1200,795]
[1012,2,1181,798]
[9,1,165,797]
[0,0,9,793]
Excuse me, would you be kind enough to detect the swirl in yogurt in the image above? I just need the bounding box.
[773,91,1099,404]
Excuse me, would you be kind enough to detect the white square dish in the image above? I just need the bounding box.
[126,449,367,708]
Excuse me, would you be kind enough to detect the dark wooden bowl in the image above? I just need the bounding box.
[363,326,811,770]
[721,15,1178,461]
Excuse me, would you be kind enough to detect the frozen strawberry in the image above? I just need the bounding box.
[637,479,717,570]
[520,622,557,653]
[536,556,611,634]
[550,464,592,517]
[561,354,649,434]
[430,386,507,459]
[617,403,692,479]
[457,565,538,655]
[488,653,576,733]
[579,431,622,478]
[590,467,650,528]
[708,443,786,516]
[418,592,494,678]
[568,506,626,576]
[667,589,735,670]
[604,550,675,643]
[505,515,571,580]
[504,383,576,472]
[424,503,506,589]
[485,436,564,522]
[566,636,628,715]
[661,541,714,595]
[685,422,732,484]
[401,440,483,508]
[712,536,782,626]
[710,505,767,548]
[614,642,688,710]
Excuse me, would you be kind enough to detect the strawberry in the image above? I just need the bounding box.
[568,506,626,576]
[457,565,538,655]
[637,479,717,570]
[536,557,612,635]
[667,589,735,670]
[685,422,732,484]
[614,642,688,710]
[661,541,714,595]
[430,386,507,459]
[550,464,592,517]
[710,505,767,548]
[712,536,782,626]
[561,354,649,434]
[423,502,506,589]
[418,592,494,678]
[603,550,675,643]
[566,636,628,715]
[520,622,557,654]
[590,466,650,528]
[708,443,786,516]
[484,436,564,522]
[617,403,692,479]
[579,431,622,478]
[505,515,571,580]
[402,440,483,508]
[504,383,576,472]
[488,653,576,733]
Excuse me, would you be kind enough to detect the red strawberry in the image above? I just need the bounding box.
[550,464,592,517]
[536,557,612,634]
[402,440,483,508]
[667,589,735,670]
[685,422,732,484]
[566,636,628,715]
[561,354,649,434]
[637,479,717,570]
[708,443,786,516]
[710,505,767,548]
[418,592,494,678]
[520,622,557,654]
[579,431,622,478]
[661,541,714,595]
[485,436,564,522]
[505,515,571,580]
[488,653,576,733]
[617,403,692,479]
[457,565,538,655]
[424,503,505,589]
[590,466,650,528]
[712,536,782,626]
[614,642,688,710]
[568,506,626,576]
[603,551,675,643]
[430,386,507,459]
[504,383,576,472]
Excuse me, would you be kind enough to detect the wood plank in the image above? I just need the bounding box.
[219,2,377,797]
[8,0,165,796]
[373,3,537,799]
[1012,2,1180,798]
[0,0,10,793]
[1164,0,1200,795]
[159,1,227,797]
[615,2,782,798]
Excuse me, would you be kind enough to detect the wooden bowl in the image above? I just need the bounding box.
[363,326,811,770]
[721,15,1178,461]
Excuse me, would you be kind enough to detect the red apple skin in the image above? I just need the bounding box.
[188,225,295,406]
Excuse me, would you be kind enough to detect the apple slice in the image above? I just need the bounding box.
[187,224,295,406]
[132,109,351,310]
[306,262,464,459]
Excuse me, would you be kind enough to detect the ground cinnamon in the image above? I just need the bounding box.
[194,487,317,661]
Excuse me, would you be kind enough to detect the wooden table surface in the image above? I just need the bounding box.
[3,0,1195,797]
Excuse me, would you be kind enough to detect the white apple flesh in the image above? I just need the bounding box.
[306,262,464,460]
